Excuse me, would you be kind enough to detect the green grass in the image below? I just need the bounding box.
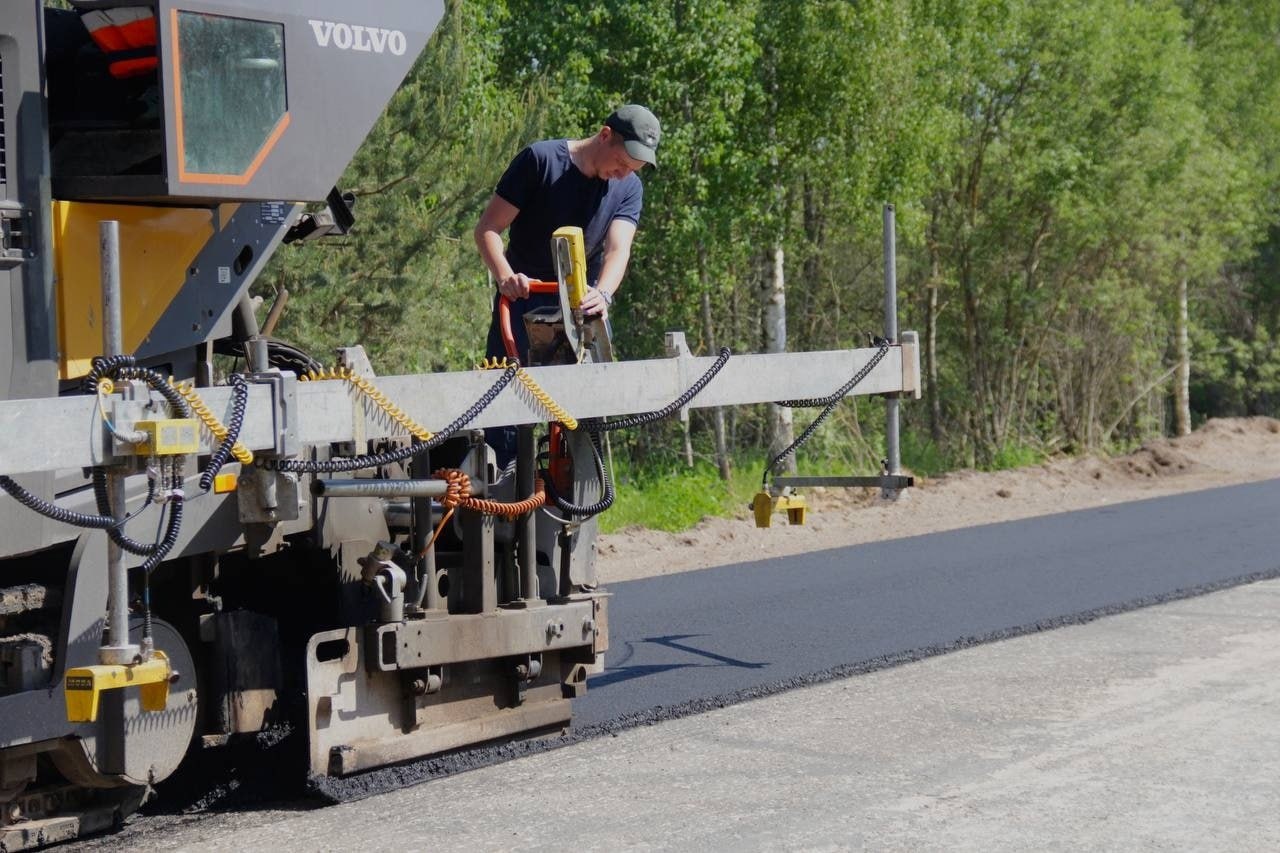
[600,456,763,533]
[599,429,1050,534]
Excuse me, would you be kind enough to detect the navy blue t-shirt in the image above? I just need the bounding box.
[496,139,643,283]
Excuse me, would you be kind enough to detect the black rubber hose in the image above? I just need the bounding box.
[260,363,520,474]
[762,341,891,487]
[590,347,731,433]
[0,475,119,529]
[92,466,160,555]
[542,426,614,518]
[140,459,184,575]
[199,373,249,492]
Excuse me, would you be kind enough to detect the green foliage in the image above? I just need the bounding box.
[900,430,956,478]
[602,455,760,534]
[253,0,1280,529]
[984,441,1045,472]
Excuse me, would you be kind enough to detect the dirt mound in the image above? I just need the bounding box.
[597,417,1280,584]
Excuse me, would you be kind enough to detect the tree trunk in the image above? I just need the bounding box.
[765,242,795,470]
[1174,274,1191,436]
[762,40,794,471]
[700,287,731,481]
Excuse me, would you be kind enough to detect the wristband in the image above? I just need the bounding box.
[600,289,614,306]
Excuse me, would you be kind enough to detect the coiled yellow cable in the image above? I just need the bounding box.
[303,367,434,442]
[167,378,254,464]
[478,358,578,430]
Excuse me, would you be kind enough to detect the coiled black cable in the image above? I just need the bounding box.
[81,356,194,554]
[199,373,249,492]
[589,347,731,433]
[762,341,892,486]
[140,457,184,575]
[542,426,615,517]
[260,363,520,474]
[538,349,730,520]
[0,475,120,529]
[92,466,160,554]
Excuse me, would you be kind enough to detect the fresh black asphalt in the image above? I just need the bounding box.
[314,477,1280,800]
[577,477,1280,727]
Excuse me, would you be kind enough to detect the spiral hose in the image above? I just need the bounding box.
[261,363,520,474]
[197,374,251,491]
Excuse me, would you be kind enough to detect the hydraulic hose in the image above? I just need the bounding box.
[0,475,122,530]
[199,373,249,491]
[261,363,520,474]
[762,341,891,487]
[541,427,614,518]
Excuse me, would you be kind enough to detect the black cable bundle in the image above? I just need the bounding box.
[199,373,249,491]
[542,426,615,517]
[260,363,520,474]
[761,341,891,487]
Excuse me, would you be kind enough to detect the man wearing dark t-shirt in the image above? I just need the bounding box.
[474,104,662,364]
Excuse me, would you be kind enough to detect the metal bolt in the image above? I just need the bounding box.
[7,802,20,822]
[411,678,427,695]
[582,618,595,637]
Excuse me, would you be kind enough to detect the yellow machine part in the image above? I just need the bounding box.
[133,418,201,456]
[752,491,808,528]
[64,651,172,723]
[52,201,238,379]
[552,225,588,309]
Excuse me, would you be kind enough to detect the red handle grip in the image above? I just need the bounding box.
[498,280,559,360]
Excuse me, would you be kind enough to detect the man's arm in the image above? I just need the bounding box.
[580,218,637,318]
[473,194,532,299]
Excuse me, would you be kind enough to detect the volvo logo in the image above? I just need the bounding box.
[308,19,408,56]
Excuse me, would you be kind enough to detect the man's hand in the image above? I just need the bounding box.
[580,286,610,320]
[498,273,533,300]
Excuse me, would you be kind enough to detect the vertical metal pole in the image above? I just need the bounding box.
[410,448,441,612]
[516,425,539,605]
[882,204,902,484]
[100,221,136,664]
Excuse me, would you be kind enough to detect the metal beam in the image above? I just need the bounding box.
[0,342,919,475]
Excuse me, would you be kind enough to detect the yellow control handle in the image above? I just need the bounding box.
[552,225,588,309]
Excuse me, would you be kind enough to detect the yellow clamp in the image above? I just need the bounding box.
[304,366,434,442]
[752,491,807,528]
[478,358,578,430]
[168,378,254,464]
[64,651,171,723]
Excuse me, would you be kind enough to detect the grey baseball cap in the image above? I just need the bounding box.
[606,104,662,167]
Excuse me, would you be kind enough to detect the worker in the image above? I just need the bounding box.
[474,104,661,466]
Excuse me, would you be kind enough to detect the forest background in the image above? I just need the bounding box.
[260,0,1280,526]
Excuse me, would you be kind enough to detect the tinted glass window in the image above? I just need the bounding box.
[177,12,285,176]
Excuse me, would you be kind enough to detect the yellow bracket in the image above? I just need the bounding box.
[64,651,171,723]
[552,225,588,309]
[752,491,808,528]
